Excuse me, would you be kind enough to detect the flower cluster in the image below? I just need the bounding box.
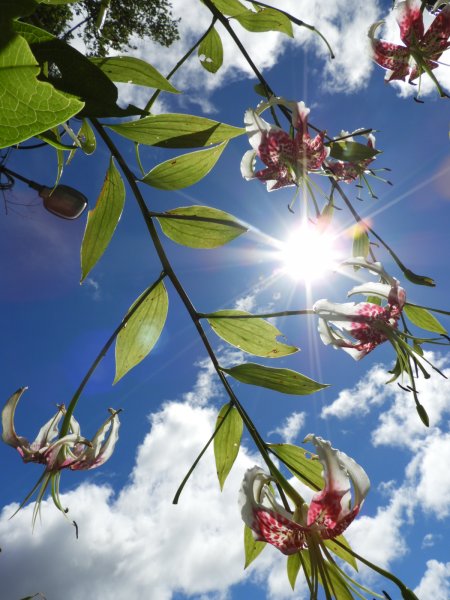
[241,98,329,191]
[240,435,370,555]
[370,0,450,96]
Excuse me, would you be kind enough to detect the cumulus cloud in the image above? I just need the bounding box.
[268,411,306,443]
[414,560,450,600]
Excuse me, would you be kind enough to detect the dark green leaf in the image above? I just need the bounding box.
[157,205,247,248]
[142,143,227,190]
[404,305,447,334]
[90,56,180,93]
[198,26,223,73]
[268,443,324,490]
[287,552,301,590]
[223,363,328,395]
[81,157,125,281]
[328,140,379,162]
[244,524,266,568]
[114,281,169,383]
[403,268,435,287]
[109,114,244,148]
[0,34,83,148]
[235,7,294,37]
[214,403,243,490]
[208,310,297,358]
[1,0,38,20]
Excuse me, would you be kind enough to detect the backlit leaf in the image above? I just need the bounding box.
[244,525,266,568]
[328,140,379,162]
[157,205,247,248]
[142,143,227,190]
[81,157,125,281]
[324,535,358,571]
[287,552,301,590]
[404,305,447,334]
[214,403,243,490]
[352,226,370,260]
[90,56,180,93]
[109,115,243,148]
[223,363,328,395]
[114,281,169,383]
[208,310,297,358]
[210,0,248,17]
[235,7,294,37]
[268,444,324,490]
[198,26,223,73]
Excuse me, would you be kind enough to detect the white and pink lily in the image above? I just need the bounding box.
[313,258,406,360]
[241,98,329,192]
[326,132,377,184]
[239,434,370,555]
[370,0,450,96]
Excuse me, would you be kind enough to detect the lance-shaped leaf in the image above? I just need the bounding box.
[287,552,301,590]
[235,7,294,37]
[198,26,223,73]
[328,140,379,162]
[210,0,248,17]
[81,157,125,281]
[352,226,370,260]
[404,304,447,334]
[324,535,358,571]
[157,205,247,249]
[214,403,243,490]
[142,143,227,190]
[268,443,324,490]
[0,34,84,148]
[109,115,243,148]
[244,524,266,568]
[302,551,354,599]
[207,310,297,358]
[78,118,96,155]
[114,281,169,383]
[223,363,328,395]
[90,56,180,93]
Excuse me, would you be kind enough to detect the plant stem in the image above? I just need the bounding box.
[199,309,314,319]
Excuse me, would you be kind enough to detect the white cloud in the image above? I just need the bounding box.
[414,560,450,600]
[269,411,306,443]
[84,277,101,301]
[421,533,441,549]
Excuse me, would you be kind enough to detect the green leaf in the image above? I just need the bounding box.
[1,0,38,20]
[244,524,266,568]
[210,0,248,17]
[287,552,302,590]
[37,129,74,151]
[78,118,96,155]
[198,26,223,73]
[235,7,294,37]
[404,304,447,334]
[223,363,328,395]
[214,403,243,490]
[39,0,78,4]
[109,115,244,148]
[324,535,358,571]
[0,34,84,149]
[157,205,247,248]
[268,444,324,490]
[142,143,227,190]
[352,227,370,260]
[90,56,180,93]
[207,310,297,358]
[301,551,354,600]
[328,140,379,162]
[80,157,125,281]
[114,281,169,383]
[403,268,435,287]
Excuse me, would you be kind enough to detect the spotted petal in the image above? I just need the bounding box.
[396,0,424,46]
[421,3,450,55]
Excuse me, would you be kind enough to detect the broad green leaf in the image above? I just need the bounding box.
[328,140,379,162]
[235,7,294,37]
[223,363,328,395]
[0,34,83,148]
[109,115,244,148]
[404,305,447,334]
[81,157,125,281]
[208,310,297,358]
[157,205,247,248]
[268,444,324,490]
[198,27,223,73]
[324,535,358,571]
[142,143,227,190]
[287,552,301,590]
[244,525,266,568]
[90,56,180,93]
[114,281,169,383]
[210,0,248,17]
[352,227,369,260]
[214,403,243,490]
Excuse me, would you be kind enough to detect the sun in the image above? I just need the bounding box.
[277,224,342,283]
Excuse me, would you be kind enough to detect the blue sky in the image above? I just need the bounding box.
[1,0,450,598]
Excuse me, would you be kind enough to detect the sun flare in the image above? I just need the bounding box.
[278,224,341,283]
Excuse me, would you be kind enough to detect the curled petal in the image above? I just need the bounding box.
[240,149,257,180]
[70,408,121,470]
[1,387,29,449]
[244,108,275,152]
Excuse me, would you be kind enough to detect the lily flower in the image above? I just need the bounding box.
[313,258,406,360]
[369,0,450,96]
[2,387,120,523]
[241,98,329,192]
[239,435,370,555]
[326,133,377,184]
